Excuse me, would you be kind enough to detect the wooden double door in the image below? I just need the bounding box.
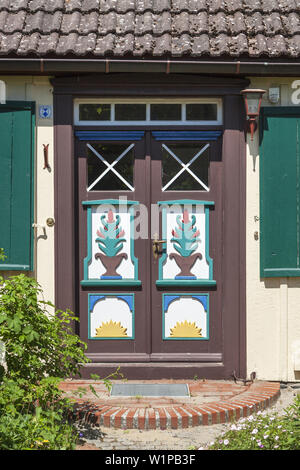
[76,129,238,379]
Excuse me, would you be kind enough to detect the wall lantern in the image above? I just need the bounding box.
[241,89,266,141]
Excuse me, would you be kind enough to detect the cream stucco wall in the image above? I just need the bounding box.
[247,77,300,382]
[0,76,55,306]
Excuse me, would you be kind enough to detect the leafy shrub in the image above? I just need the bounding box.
[202,395,300,450]
[0,378,77,450]
[0,274,90,450]
[0,274,89,382]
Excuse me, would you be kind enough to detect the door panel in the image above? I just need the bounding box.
[150,133,223,359]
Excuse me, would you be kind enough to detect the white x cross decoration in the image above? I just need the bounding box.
[162,143,210,191]
[87,143,135,192]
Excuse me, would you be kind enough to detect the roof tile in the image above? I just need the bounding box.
[0,0,299,58]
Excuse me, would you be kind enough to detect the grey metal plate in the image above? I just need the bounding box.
[111,383,189,397]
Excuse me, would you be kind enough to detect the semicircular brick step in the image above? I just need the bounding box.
[66,381,280,430]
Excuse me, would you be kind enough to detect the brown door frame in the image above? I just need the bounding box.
[52,73,249,379]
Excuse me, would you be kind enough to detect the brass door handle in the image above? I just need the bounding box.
[152,239,166,259]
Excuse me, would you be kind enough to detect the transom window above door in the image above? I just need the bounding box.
[74,99,222,126]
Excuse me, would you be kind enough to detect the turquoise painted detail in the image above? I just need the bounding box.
[157,200,215,285]
[88,293,135,340]
[170,210,200,257]
[162,293,209,341]
[96,210,125,257]
[82,200,140,285]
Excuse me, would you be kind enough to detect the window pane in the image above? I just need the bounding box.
[162,143,209,191]
[79,104,111,121]
[151,104,181,121]
[115,104,146,121]
[186,104,218,121]
[87,143,134,191]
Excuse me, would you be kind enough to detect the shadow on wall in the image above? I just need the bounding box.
[263,278,300,289]
[248,137,259,172]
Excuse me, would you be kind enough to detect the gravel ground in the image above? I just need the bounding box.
[75,384,299,450]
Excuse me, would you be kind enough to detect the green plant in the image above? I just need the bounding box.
[96,210,126,257]
[0,248,5,262]
[0,274,90,450]
[0,273,126,450]
[0,274,89,382]
[202,396,300,451]
[0,377,77,450]
[171,210,200,257]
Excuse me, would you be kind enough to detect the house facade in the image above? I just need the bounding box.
[0,0,300,382]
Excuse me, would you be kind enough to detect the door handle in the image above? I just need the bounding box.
[152,235,166,259]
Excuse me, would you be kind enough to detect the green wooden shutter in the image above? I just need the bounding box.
[0,101,35,271]
[260,107,300,277]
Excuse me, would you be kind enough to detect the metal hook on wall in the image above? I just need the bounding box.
[43,144,50,170]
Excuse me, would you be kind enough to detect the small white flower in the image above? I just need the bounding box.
[251,428,258,435]
[224,439,229,446]
[275,436,279,441]
[278,425,282,429]
[263,434,269,439]
[274,445,279,449]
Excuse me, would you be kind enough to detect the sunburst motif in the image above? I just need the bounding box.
[169,321,202,338]
[95,320,128,337]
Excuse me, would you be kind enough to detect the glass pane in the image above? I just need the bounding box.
[79,104,111,121]
[87,143,134,191]
[150,104,181,121]
[115,104,146,121]
[162,143,209,191]
[186,104,218,121]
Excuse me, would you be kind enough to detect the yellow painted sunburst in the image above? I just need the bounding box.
[169,321,202,338]
[95,320,128,338]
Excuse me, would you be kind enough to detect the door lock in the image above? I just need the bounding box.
[152,234,166,259]
[46,217,55,227]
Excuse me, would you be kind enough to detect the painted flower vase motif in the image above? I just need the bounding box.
[95,210,127,279]
[170,210,202,279]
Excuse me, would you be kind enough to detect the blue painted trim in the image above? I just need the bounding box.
[88,293,135,340]
[82,199,140,285]
[117,295,134,312]
[152,131,222,141]
[101,275,122,279]
[156,279,216,286]
[82,199,139,206]
[162,293,209,341]
[163,295,181,312]
[81,279,142,286]
[175,276,197,280]
[75,131,145,141]
[158,200,215,284]
[158,200,215,206]
[89,294,105,312]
